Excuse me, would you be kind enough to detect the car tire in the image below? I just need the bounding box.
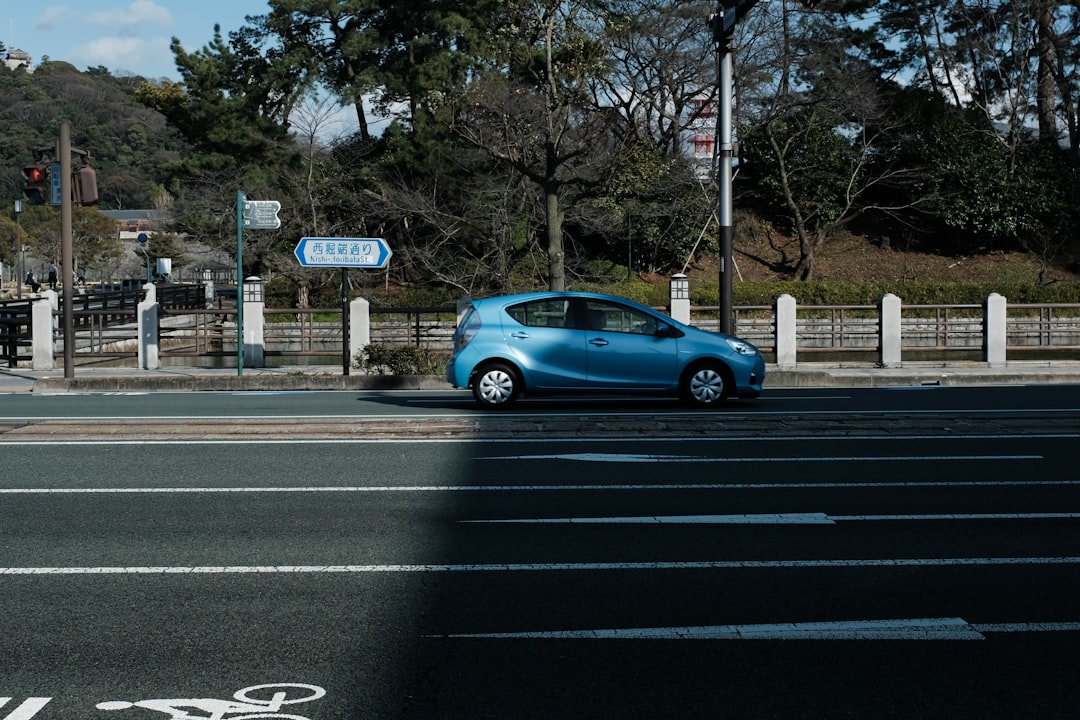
[472,362,521,409]
[680,362,728,407]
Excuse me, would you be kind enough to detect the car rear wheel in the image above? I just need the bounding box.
[680,362,728,407]
[472,362,520,408]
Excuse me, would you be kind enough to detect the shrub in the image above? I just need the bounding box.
[356,343,449,375]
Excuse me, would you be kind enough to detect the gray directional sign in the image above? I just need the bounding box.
[242,200,281,230]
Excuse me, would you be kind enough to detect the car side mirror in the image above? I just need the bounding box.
[655,322,684,339]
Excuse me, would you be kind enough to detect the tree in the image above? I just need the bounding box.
[250,1,378,141]
[15,206,122,278]
[452,0,631,291]
[136,26,309,279]
[596,0,717,157]
[737,1,925,280]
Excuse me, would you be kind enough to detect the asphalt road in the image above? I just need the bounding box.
[2,386,1079,719]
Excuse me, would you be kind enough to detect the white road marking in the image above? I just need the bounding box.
[481,453,1041,462]
[0,434,1075,446]
[3,479,1080,494]
[435,618,1080,641]
[4,557,1080,575]
[0,698,51,720]
[463,512,1080,525]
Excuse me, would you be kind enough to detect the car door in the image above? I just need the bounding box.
[579,299,678,389]
[503,297,589,389]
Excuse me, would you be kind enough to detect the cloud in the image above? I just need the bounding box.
[69,35,175,76]
[89,1,174,32]
[34,6,71,31]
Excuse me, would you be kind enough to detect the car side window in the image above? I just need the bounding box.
[506,299,571,328]
[583,300,658,335]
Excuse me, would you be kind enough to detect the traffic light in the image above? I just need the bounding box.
[711,0,816,46]
[22,164,49,205]
[74,166,99,206]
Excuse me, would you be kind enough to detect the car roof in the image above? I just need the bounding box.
[472,291,652,310]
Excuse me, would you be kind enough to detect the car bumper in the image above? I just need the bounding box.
[734,355,766,398]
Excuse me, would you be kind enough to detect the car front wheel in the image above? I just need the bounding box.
[680,362,728,407]
[472,363,520,408]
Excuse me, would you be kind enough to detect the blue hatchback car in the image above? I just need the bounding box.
[447,291,765,408]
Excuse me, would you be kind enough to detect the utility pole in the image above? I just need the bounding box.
[60,121,75,378]
[710,0,815,334]
[710,2,753,336]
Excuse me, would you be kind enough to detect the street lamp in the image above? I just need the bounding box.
[14,200,23,300]
[242,276,265,304]
[710,0,816,334]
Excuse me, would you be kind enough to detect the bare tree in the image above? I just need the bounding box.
[738,1,926,280]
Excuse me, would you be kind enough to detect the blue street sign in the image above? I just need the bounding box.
[293,237,392,268]
[49,162,62,206]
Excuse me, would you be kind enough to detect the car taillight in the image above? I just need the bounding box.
[455,310,480,351]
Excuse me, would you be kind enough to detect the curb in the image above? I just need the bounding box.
[21,366,1080,393]
[31,374,452,393]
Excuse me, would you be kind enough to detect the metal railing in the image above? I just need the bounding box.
[6,297,1080,368]
[0,300,32,368]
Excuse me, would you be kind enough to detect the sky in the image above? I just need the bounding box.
[4,0,274,80]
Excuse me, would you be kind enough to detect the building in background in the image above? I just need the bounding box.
[5,49,33,73]
[685,97,717,178]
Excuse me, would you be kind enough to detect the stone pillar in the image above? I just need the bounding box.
[244,300,265,368]
[350,297,371,363]
[138,283,160,370]
[984,292,1007,368]
[202,269,216,309]
[242,277,265,368]
[775,294,797,370]
[31,298,54,370]
[669,274,690,325]
[879,293,902,368]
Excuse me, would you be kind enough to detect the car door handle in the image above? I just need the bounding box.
[510,331,530,339]
[589,338,609,346]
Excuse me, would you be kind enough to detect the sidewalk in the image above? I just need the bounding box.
[5,361,1080,394]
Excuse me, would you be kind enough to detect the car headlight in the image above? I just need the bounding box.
[725,338,758,356]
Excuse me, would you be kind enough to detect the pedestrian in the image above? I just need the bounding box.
[25,270,40,293]
[48,263,58,290]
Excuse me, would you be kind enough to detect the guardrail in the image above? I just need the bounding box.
[0,284,208,366]
[0,300,32,368]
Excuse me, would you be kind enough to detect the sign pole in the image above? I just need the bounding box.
[291,237,392,377]
[236,190,245,377]
[341,268,350,376]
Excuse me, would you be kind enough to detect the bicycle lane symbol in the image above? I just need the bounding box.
[1,697,52,720]
[95,683,326,720]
